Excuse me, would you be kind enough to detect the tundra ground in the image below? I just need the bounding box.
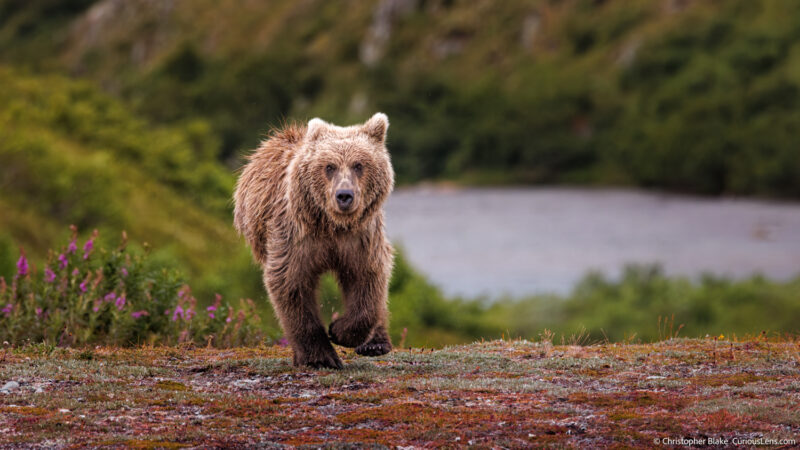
[1,338,798,448]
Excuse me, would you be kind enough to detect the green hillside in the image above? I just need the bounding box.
[3,0,800,195]
[0,68,263,304]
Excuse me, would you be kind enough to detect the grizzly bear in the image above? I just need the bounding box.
[233,113,395,369]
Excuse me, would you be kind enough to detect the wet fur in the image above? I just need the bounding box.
[233,114,395,369]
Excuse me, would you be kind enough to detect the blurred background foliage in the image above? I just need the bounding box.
[0,0,798,346]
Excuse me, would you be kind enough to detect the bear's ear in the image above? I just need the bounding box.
[306,118,329,142]
[362,112,389,144]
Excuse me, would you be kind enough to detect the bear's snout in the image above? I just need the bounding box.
[335,189,355,211]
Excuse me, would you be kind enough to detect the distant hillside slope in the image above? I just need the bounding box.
[0,68,263,303]
[3,0,800,196]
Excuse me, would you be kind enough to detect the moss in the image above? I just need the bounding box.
[154,380,191,391]
[98,440,190,449]
[0,406,50,416]
[692,373,768,387]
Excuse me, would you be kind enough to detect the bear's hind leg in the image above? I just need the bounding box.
[266,272,342,370]
[356,325,392,356]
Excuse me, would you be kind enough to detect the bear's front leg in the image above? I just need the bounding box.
[265,270,342,370]
[329,267,391,353]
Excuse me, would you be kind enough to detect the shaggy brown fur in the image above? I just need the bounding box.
[234,113,395,369]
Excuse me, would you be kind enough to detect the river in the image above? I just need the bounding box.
[384,186,800,298]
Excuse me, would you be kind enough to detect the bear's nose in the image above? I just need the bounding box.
[335,189,354,210]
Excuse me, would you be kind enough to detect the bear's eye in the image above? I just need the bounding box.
[325,164,336,177]
[352,163,363,176]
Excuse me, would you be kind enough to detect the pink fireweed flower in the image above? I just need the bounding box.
[207,293,222,319]
[131,310,148,319]
[58,253,68,270]
[44,268,56,283]
[121,267,128,277]
[71,268,80,277]
[103,292,116,303]
[172,305,184,322]
[115,295,126,311]
[79,280,88,293]
[92,306,100,313]
[226,317,232,323]
[277,337,289,347]
[82,239,94,260]
[67,239,77,254]
[185,308,195,321]
[35,307,43,317]
[16,254,28,277]
[2,303,12,317]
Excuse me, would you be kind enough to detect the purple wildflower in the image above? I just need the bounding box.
[172,304,184,322]
[131,310,149,319]
[277,337,289,347]
[16,255,28,277]
[93,306,99,313]
[58,253,68,270]
[35,307,43,317]
[44,268,56,283]
[2,303,12,317]
[115,294,126,311]
[71,268,80,277]
[121,267,128,277]
[226,317,232,323]
[103,292,116,303]
[79,280,88,293]
[206,305,217,319]
[82,239,94,260]
[185,308,195,321]
[67,239,77,254]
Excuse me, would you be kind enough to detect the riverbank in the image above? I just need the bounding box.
[1,338,798,447]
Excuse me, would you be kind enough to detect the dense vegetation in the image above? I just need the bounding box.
[3,227,798,347]
[3,0,800,195]
[0,227,264,347]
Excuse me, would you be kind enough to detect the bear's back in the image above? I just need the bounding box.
[233,124,305,264]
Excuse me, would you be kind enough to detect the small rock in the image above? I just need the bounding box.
[1,381,19,392]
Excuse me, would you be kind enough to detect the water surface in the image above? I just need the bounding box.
[384,187,800,297]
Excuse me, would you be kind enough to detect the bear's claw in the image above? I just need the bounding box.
[355,341,392,357]
[297,352,343,370]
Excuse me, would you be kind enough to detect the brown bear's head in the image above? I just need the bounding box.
[292,113,394,230]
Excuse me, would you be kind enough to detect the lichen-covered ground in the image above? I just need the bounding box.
[0,338,798,448]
